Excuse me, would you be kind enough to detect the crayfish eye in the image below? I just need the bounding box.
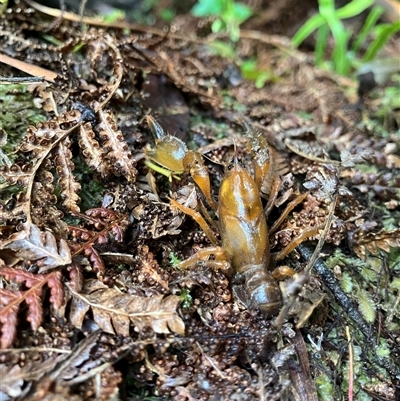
[227,158,245,170]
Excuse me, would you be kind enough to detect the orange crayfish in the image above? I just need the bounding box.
[145,116,317,316]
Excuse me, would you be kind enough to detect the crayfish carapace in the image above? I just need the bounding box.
[145,116,318,316]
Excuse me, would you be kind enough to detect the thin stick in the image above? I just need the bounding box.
[346,326,354,401]
[0,76,45,84]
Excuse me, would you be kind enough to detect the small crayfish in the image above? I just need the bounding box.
[145,116,316,316]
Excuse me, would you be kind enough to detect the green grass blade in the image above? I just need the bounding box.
[315,24,329,66]
[319,0,350,74]
[335,0,374,19]
[292,0,375,47]
[352,6,384,54]
[292,14,326,47]
[363,21,400,62]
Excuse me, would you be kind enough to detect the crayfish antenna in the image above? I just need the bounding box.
[232,137,240,167]
[146,115,166,139]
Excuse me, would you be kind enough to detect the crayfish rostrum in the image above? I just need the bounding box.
[145,116,317,316]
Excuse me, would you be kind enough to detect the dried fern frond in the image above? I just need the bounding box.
[353,228,400,260]
[97,109,137,183]
[0,267,64,348]
[84,208,130,241]
[78,122,109,178]
[0,111,81,225]
[31,163,58,221]
[66,209,130,275]
[83,246,105,274]
[67,208,130,268]
[137,245,169,291]
[54,137,81,214]
[68,279,185,336]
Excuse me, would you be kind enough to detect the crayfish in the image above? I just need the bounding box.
[145,116,317,316]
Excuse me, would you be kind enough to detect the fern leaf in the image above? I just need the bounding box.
[0,111,81,225]
[0,223,71,272]
[54,137,81,214]
[354,228,400,260]
[340,272,353,293]
[83,246,105,274]
[138,245,169,291]
[97,109,137,183]
[78,122,109,177]
[0,291,19,349]
[69,279,185,336]
[0,267,64,348]
[356,289,376,323]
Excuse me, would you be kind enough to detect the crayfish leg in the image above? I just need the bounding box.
[264,177,282,218]
[144,160,180,181]
[169,198,219,246]
[273,225,321,262]
[176,246,230,272]
[269,192,309,235]
[272,265,296,279]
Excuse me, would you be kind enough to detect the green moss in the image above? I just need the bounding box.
[180,287,193,308]
[0,84,46,156]
[315,373,334,401]
[72,157,105,211]
[169,251,181,267]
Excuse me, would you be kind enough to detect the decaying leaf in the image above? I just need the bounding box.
[0,364,24,399]
[68,279,185,336]
[339,148,374,167]
[0,223,71,271]
[0,111,81,226]
[303,164,339,202]
[285,137,334,164]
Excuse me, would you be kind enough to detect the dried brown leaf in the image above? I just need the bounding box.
[83,246,106,274]
[68,279,185,336]
[0,223,71,272]
[303,164,339,201]
[0,364,24,399]
[0,291,19,349]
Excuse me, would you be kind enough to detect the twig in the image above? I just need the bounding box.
[0,76,45,84]
[0,347,71,353]
[0,52,57,82]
